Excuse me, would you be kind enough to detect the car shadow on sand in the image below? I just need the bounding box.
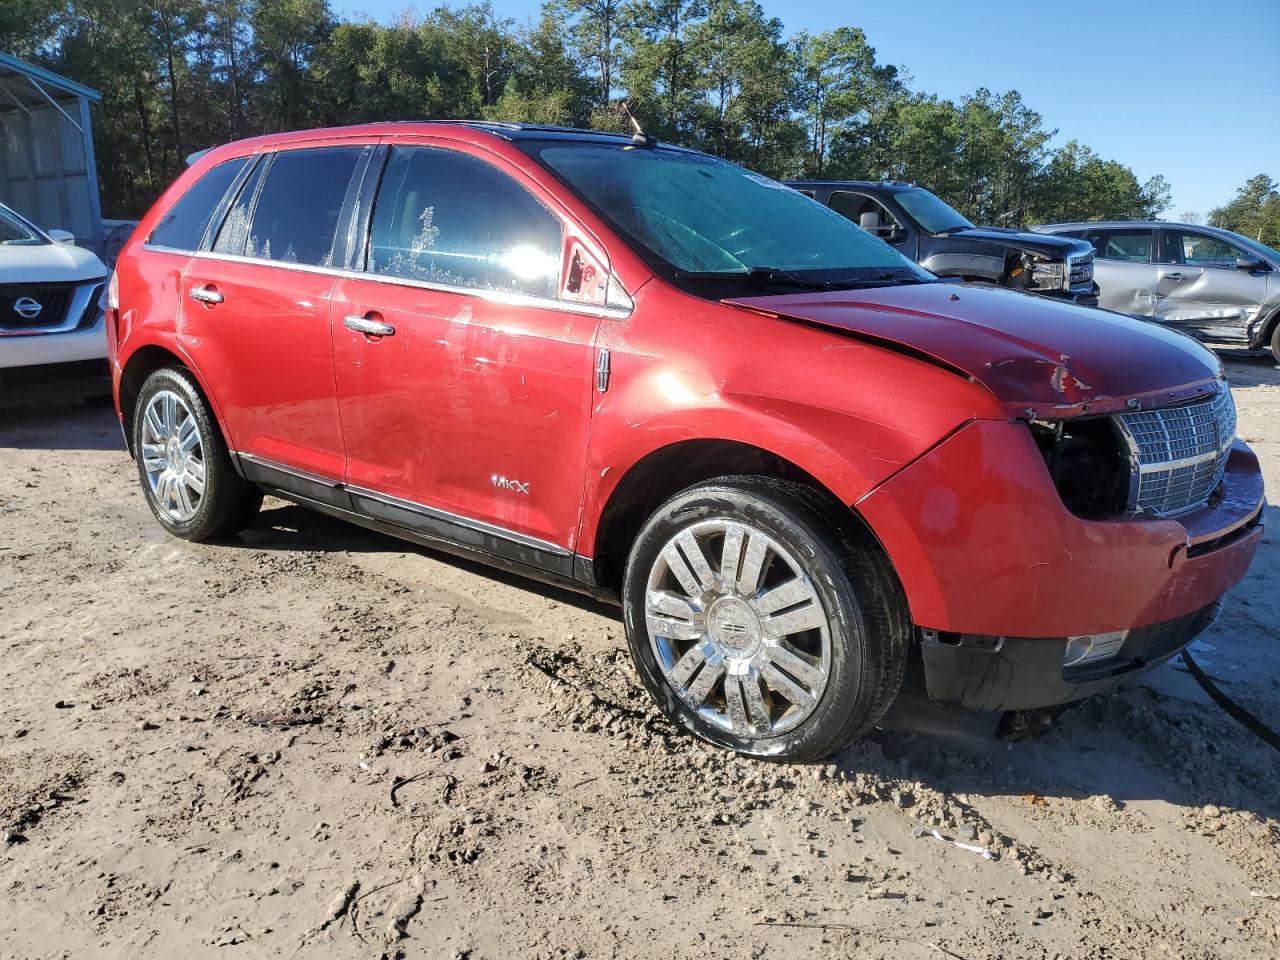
[0,399,124,452]
[235,500,622,619]
[242,498,1280,822]
[1222,351,1280,389]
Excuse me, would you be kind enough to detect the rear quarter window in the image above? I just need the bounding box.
[148,157,249,252]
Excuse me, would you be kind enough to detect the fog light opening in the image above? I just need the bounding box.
[1064,630,1128,667]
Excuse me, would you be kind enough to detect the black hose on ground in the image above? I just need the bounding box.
[1180,651,1280,753]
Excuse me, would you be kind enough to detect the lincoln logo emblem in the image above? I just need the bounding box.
[13,296,42,320]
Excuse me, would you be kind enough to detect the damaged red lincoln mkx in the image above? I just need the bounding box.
[108,122,1266,760]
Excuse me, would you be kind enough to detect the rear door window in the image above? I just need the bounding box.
[238,147,365,267]
[149,157,249,252]
[367,146,563,299]
[1086,229,1153,263]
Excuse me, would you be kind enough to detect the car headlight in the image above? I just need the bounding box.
[1029,258,1066,291]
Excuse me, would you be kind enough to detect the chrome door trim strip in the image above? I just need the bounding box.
[154,246,632,320]
[345,482,572,557]
[236,452,571,558]
[237,452,341,490]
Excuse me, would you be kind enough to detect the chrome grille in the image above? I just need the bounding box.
[1067,251,1094,290]
[1118,389,1236,516]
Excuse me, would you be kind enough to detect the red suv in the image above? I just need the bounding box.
[108,123,1266,761]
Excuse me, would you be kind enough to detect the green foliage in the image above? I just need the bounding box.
[15,0,1180,226]
[1209,175,1280,249]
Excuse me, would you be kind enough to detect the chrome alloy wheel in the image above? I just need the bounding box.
[645,519,832,739]
[139,389,206,523]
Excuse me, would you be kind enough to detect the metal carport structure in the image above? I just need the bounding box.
[0,53,103,255]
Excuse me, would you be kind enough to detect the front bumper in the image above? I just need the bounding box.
[0,311,107,370]
[858,419,1264,638]
[920,602,1222,711]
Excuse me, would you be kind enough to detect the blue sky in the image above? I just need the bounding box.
[330,0,1280,218]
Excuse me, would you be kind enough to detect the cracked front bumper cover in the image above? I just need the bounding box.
[920,602,1222,712]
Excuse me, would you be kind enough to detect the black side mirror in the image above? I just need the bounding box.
[1237,257,1267,272]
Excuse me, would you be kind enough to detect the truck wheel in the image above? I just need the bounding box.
[132,367,262,541]
[621,477,910,762]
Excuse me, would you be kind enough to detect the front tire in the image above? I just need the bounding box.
[621,477,910,762]
[1270,321,1280,365]
[132,367,262,541]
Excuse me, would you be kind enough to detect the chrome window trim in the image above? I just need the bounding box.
[180,248,632,320]
[237,452,571,557]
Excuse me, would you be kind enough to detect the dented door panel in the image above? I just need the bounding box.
[1155,229,1271,340]
[1094,259,1161,316]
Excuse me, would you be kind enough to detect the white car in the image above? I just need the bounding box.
[0,202,110,401]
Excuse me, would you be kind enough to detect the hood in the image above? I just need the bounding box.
[947,226,1092,260]
[725,282,1222,418]
[0,242,108,285]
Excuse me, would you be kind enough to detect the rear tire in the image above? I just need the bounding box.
[132,367,261,541]
[621,476,910,762]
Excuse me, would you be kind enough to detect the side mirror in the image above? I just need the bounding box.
[858,211,880,233]
[1236,257,1266,272]
[47,228,76,245]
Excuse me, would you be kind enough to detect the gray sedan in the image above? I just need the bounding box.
[1034,220,1279,362]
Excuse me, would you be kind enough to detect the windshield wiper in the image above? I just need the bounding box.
[674,266,837,290]
[874,268,928,284]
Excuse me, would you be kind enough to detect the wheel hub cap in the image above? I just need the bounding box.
[706,596,761,655]
[644,519,832,740]
[139,389,205,523]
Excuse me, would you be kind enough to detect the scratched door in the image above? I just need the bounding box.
[330,143,600,551]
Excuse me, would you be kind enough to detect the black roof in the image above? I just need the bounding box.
[786,179,918,192]
[450,120,703,154]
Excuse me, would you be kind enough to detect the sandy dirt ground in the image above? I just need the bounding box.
[2,356,1278,960]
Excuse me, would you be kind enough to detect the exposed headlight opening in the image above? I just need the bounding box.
[1028,417,1129,516]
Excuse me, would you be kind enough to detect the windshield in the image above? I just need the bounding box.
[0,206,44,246]
[894,187,974,234]
[523,142,929,289]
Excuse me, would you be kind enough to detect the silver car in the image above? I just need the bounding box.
[1034,220,1280,363]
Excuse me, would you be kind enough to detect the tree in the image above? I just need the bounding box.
[620,0,709,141]
[489,12,594,125]
[1031,140,1170,224]
[793,27,899,179]
[1209,175,1280,247]
[688,0,797,171]
[250,0,333,131]
[554,0,627,110]
[15,0,1173,227]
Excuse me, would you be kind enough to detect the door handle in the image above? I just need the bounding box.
[189,286,223,304]
[1164,272,1186,282]
[344,314,395,337]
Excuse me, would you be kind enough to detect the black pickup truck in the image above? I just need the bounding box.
[787,180,1099,306]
